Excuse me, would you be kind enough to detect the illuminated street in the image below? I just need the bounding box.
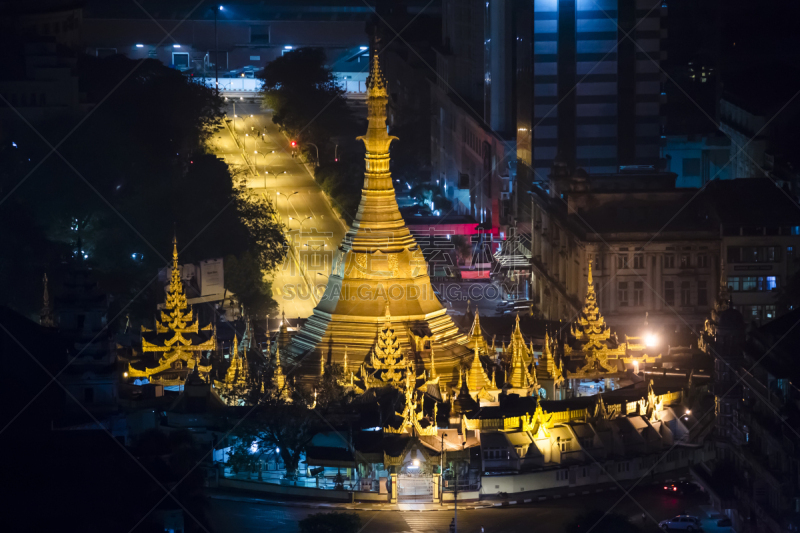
[207,486,722,533]
[209,101,348,320]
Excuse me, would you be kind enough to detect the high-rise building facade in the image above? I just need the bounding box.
[516,0,668,182]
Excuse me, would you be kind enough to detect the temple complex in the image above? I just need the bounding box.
[286,43,470,385]
[128,238,216,387]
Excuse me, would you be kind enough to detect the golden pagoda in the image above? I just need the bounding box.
[505,315,534,389]
[466,310,489,354]
[271,342,292,401]
[564,260,619,376]
[128,238,215,386]
[563,259,656,379]
[287,40,469,384]
[214,334,253,404]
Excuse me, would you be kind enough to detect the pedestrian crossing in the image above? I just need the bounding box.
[402,513,454,532]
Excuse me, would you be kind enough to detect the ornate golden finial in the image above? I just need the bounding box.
[320,352,325,377]
[429,348,437,378]
[232,334,238,357]
[457,366,463,389]
[343,346,348,373]
[366,40,388,98]
[172,235,179,271]
[587,256,593,286]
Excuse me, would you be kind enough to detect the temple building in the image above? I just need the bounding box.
[286,43,470,386]
[559,261,661,396]
[128,239,216,388]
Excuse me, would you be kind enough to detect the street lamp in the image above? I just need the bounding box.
[288,216,313,233]
[214,5,223,94]
[306,142,320,166]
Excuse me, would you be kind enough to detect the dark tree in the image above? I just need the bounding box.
[231,393,317,479]
[259,47,356,148]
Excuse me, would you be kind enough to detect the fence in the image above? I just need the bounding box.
[223,468,378,492]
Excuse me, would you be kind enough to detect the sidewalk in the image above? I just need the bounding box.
[208,490,493,512]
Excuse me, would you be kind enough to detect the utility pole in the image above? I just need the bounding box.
[215,5,221,94]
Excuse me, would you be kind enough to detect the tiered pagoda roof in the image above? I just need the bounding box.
[128,238,215,385]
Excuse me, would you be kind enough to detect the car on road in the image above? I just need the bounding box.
[716,517,732,527]
[659,515,703,531]
[662,482,700,497]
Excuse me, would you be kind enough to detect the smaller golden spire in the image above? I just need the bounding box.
[429,348,437,378]
[343,346,348,373]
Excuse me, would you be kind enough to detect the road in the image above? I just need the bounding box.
[208,102,348,321]
[206,486,729,533]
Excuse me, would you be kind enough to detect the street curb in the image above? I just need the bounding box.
[208,492,492,512]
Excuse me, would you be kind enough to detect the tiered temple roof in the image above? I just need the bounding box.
[128,238,215,386]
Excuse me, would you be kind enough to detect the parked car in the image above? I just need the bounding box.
[716,517,732,527]
[662,482,700,497]
[659,515,702,531]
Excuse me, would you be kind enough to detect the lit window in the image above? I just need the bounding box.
[767,276,778,291]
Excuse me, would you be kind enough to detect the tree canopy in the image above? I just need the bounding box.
[0,55,286,324]
[259,47,356,147]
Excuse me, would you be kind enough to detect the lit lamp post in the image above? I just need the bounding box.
[215,5,223,94]
[307,142,320,166]
[440,432,447,506]
[288,215,313,233]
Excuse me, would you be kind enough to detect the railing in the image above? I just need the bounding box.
[223,469,378,492]
[442,479,481,492]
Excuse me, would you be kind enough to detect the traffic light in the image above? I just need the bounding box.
[290,140,297,148]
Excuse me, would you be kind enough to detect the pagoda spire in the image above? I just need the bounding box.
[467,308,489,354]
[429,348,437,378]
[40,273,55,328]
[272,343,288,396]
[467,344,491,392]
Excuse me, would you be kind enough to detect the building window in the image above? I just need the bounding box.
[633,254,644,269]
[767,276,778,290]
[618,255,629,269]
[618,282,629,306]
[788,246,795,263]
[664,254,675,269]
[681,281,691,306]
[727,276,779,291]
[683,158,701,176]
[680,254,691,268]
[697,281,708,306]
[664,281,674,306]
[633,282,644,306]
[727,246,782,263]
[594,254,604,270]
[765,305,777,319]
[697,254,708,268]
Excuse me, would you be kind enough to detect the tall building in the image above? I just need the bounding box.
[516,0,668,182]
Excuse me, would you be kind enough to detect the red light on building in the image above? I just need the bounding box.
[290,140,297,147]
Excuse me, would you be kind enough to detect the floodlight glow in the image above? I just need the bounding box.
[645,334,658,347]
[284,45,293,50]
[136,44,144,48]
[174,44,181,48]
[360,46,368,50]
